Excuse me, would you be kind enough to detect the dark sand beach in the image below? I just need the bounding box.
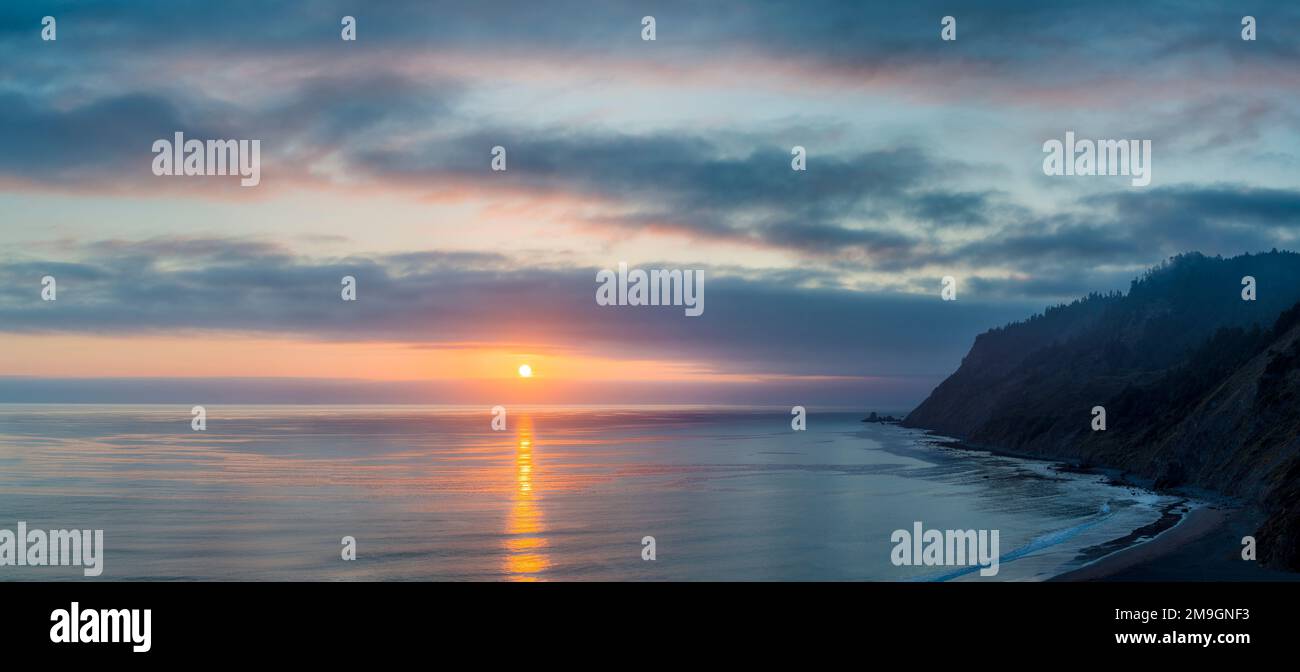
[1054,507,1300,581]
[925,436,1300,581]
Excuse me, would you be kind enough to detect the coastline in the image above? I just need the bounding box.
[1057,505,1300,581]
[1051,505,1227,581]
[919,433,1298,581]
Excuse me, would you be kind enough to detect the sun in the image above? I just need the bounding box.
[517,364,533,378]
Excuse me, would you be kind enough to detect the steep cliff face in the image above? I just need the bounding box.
[903,251,1300,569]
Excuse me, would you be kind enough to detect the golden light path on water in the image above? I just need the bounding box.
[504,415,549,580]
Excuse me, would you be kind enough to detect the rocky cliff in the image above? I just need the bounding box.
[903,251,1300,569]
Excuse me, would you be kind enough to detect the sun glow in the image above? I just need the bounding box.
[518,364,533,378]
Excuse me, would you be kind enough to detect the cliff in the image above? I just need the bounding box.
[903,251,1300,569]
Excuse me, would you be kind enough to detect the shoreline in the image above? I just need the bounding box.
[915,432,1297,581]
[1051,505,1227,581]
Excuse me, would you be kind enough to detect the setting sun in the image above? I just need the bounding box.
[518,364,533,378]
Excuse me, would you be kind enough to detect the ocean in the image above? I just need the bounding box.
[0,405,1181,581]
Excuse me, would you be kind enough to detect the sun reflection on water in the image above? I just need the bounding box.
[504,416,549,580]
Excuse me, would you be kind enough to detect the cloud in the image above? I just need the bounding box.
[2,0,1298,315]
[1103,185,1300,229]
[356,135,967,264]
[8,1,1296,104]
[0,92,189,183]
[0,237,1037,378]
[1087,185,1300,258]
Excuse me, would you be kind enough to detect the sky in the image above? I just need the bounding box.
[2,0,1299,406]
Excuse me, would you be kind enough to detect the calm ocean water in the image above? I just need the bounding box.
[0,405,1178,581]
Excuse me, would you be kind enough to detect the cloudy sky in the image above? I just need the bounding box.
[2,1,1299,405]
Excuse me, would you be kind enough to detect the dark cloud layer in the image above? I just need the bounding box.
[0,238,1037,379]
[3,1,1297,285]
[6,1,1296,72]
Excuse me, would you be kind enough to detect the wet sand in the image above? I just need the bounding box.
[1053,506,1227,581]
[923,435,1300,581]
[1053,506,1300,581]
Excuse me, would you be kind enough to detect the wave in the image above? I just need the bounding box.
[916,504,1114,582]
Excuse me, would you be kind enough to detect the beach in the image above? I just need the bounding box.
[1055,506,1300,581]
